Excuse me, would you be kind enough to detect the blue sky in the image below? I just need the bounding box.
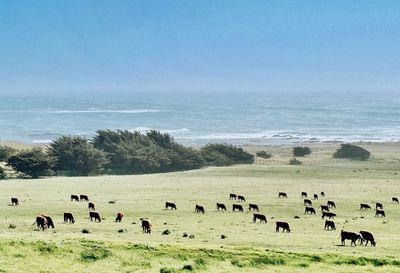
[0,0,399,95]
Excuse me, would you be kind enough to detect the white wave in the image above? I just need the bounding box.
[52,109,160,114]
[32,139,53,144]
[129,127,191,134]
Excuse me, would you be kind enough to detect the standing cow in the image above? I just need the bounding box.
[141,218,152,234]
[248,204,259,211]
[238,195,246,202]
[278,192,288,198]
[64,212,75,224]
[71,195,79,202]
[89,211,101,222]
[305,207,316,215]
[232,204,243,212]
[304,199,312,206]
[253,213,267,223]
[360,203,371,210]
[340,230,362,246]
[88,202,95,211]
[216,203,227,211]
[324,220,336,230]
[359,231,376,247]
[11,197,19,206]
[276,221,291,233]
[115,212,124,222]
[80,195,89,202]
[165,202,177,210]
[195,204,205,214]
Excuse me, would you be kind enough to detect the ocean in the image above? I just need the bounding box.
[1,91,399,146]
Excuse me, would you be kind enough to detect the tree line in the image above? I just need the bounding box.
[0,130,254,178]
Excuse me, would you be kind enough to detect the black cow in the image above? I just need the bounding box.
[360,231,376,247]
[11,197,19,206]
[253,213,267,223]
[327,200,336,208]
[63,212,75,224]
[165,202,177,210]
[229,193,237,200]
[115,212,124,222]
[320,205,329,212]
[376,202,383,210]
[232,204,243,212]
[238,195,246,202]
[313,194,318,200]
[324,220,336,230]
[301,192,307,198]
[141,218,152,233]
[392,197,399,203]
[89,211,101,222]
[44,216,55,229]
[320,191,325,197]
[276,221,290,232]
[248,203,259,211]
[88,202,95,211]
[195,204,205,214]
[375,209,385,217]
[305,207,316,215]
[360,203,371,210]
[304,199,312,206]
[71,194,79,202]
[340,230,361,246]
[322,211,336,219]
[278,192,287,198]
[216,203,226,211]
[34,215,48,231]
[80,194,89,202]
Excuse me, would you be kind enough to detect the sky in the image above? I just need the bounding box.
[0,0,399,95]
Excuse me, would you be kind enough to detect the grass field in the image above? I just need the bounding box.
[1,143,400,272]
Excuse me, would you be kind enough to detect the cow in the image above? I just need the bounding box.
[301,192,307,198]
[324,220,336,230]
[248,203,259,211]
[340,230,362,246]
[80,194,89,202]
[313,194,318,200]
[320,205,329,212]
[360,203,371,210]
[232,204,244,212]
[320,191,325,197]
[327,200,336,208]
[238,195,246,202]
[276,221,290,233]
[375,209,385,217]
[11,197,19,206]
[165,202,177,210]
[229,193,237,200]
[141,218,152,234]
[321,211,336,219]
[376,202,383,210]
[63,212,75,224]
[34,215,48,231]
[278,192,287,198]
[115,212,124,222]
[88,202,95,211]
[89,211,101,222]
[304,199,312,206]
[359,231,376,247]
[253,213,267,223]
[216,203,227,211]
[195,204,205,214]
[305,207,316,215]
[71,194,79,202]
[392,197,399,203]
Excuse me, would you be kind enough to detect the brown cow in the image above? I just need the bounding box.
[253,213,267,223]
[276,221,291,232]
[305,207,316,215]
[141,218,152,233]
[216,203,226,211]
[64,212,75,224]
[115,212,124,222]
[11,197,19,206]
[248,203,259,212]
[304,199,312,206]
[278,192,287,198]
[88,202,95,211]
[324,220,336,230]
[89,211,101,222]
[232,204,243,212]
[80,194,89,202]
[238,195,246,202]
[71,194,79,202]
[195,204,205,214]
[165,202,177,210]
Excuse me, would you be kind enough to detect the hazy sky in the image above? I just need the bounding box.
[0,1,399,95]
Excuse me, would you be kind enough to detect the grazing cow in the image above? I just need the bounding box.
[304,199,312,206]
[88,202,95,211]
[141,218,152,234]
[320,191,325,197]
[324,220,336,230]
[63,212,75,224]
[376,202,383,210]
[115,212,124,222]
[89,211,101,222]
[232,204,244,212]
[253,213,267,223]
[320,205,329,212]
[278,192,288,198]
[195,204,205,214]
[80,194,89,202]
[165,202,177,210]
[248,203,259,212]
[238,195,246,202]
[11,197,19,206]
[359,231,376,247]
[70,194,79,202]
[229,193,237,200]
[301,192,307,198]
[216,203,227,211]
[360,203,371,210]
[327,201,336,208]
[375,209,385,217]
[313,194,318,200]
[341,230,362,246]
[34,215,48,230]
[392,197,399,203]
[305,207,316,215]
[321,211,336,219]
[276,221,291,232]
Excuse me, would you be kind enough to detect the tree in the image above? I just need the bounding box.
[7,148,54,178]
[333,144,371,160]
[293,146,312,157]
[201,144,254,166]
[0,166,5,179]
[0,145,17,161]
[256,151,273,159]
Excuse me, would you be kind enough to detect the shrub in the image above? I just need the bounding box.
[0,146,17,161]
[289,158,302,165]
[333,144,371,160]
[201,144,254,166]
[160,268,177,273]
[80,245,111,262]
[256,151,273,159]
[0,167,5,179]
[293,146,312,157]
[7,148,54,178]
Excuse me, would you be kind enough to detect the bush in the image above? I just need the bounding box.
[0,146,17,161]
[256,151,273,159]
[0,167,5,179]
[7,148,54,178]
[293,146,312,157]
[80,245,111,262]
[201,144,254,166]
[333,144,371,160]
[289,158,302,165]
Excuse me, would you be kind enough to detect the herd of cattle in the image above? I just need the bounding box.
[7,191,398,246]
